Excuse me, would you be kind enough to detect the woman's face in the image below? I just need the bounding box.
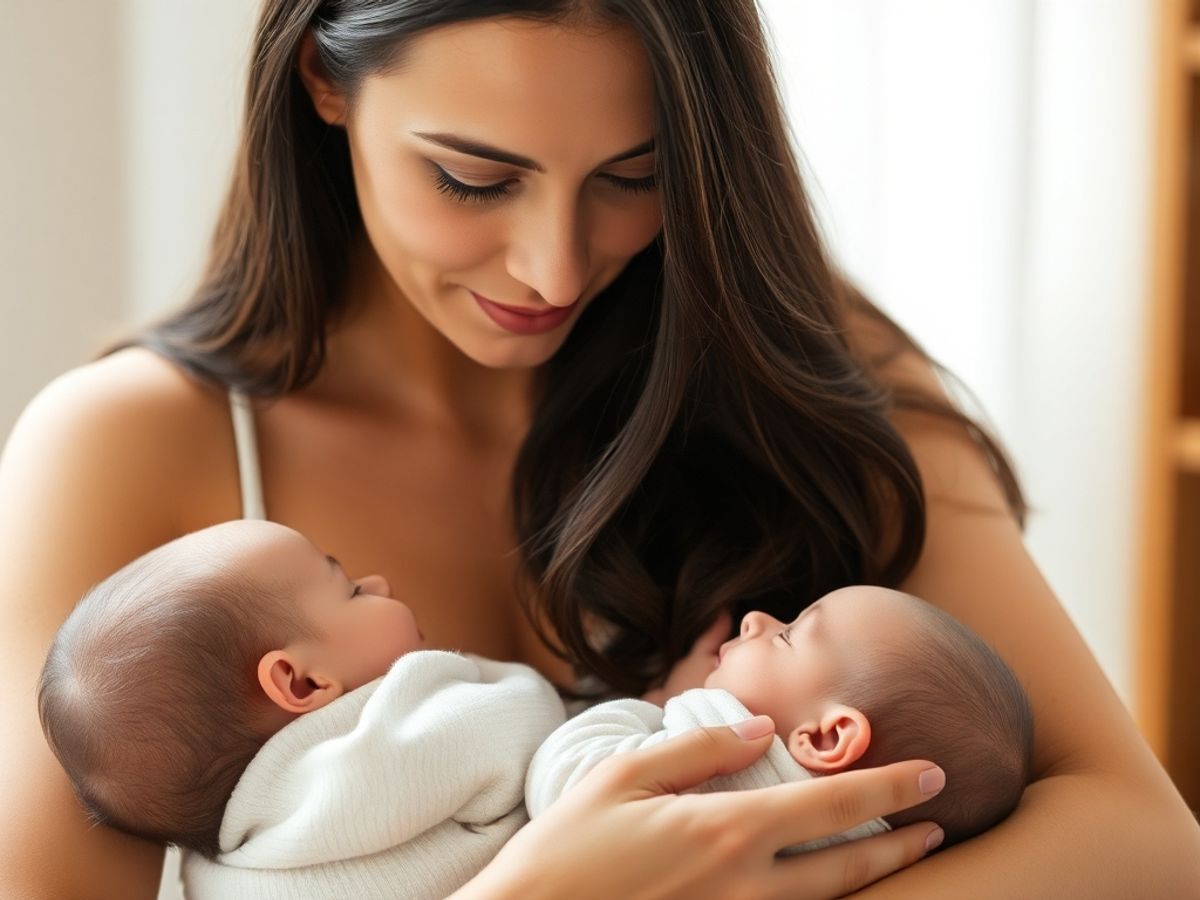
[314,18,663,370]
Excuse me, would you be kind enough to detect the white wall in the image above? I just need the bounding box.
[123,0,259,321]
[0,3,127,438]
[0,0,256,436]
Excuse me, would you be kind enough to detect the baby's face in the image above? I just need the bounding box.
[231,521,424,693]
[704,586,916,736]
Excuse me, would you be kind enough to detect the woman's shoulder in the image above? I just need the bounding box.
[841,306,1011,515]
[842,306,941,396]
[2,347,242,542]
[17,346,225,428]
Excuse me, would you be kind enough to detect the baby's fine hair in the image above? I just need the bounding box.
[838,596,1033,846]
[38,536,311,858]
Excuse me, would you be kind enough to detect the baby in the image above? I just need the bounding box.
[527,586,1034,850]
[37,519,567,900]
[39,520,1029,900]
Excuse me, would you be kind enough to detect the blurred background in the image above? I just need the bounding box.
[2,0,1188,797]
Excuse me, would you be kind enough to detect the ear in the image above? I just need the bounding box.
[785,704,871,773]
[295,31,348,126]
[258,650,344,714]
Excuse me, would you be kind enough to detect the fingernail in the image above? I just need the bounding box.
[731,715,774,740]
[918,767,946,796]
[924,827,944,853]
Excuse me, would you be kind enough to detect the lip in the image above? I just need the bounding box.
[470,290,576,335]
[717,638,736,666]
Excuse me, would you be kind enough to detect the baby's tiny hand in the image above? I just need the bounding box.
[643,611,732,705]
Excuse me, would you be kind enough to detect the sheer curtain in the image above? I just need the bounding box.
[760,0,1156,704]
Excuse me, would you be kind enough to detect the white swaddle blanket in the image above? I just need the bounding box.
[180,651,565,900]
[526,687,890,853]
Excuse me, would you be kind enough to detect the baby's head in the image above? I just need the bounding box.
[38,520,422,858]
[706,586,1032,846]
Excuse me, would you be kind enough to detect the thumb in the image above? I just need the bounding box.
[622,716,776,798]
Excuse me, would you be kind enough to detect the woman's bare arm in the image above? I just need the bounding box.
[856,349,1200,896]
[0,351,238,899]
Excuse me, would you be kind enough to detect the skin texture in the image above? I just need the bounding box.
[2,16,1198,900]
[705,588,910,772]
[216,520,428,714]
[324,19,663,373]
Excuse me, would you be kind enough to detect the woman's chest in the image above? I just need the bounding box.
[223,400,568,681]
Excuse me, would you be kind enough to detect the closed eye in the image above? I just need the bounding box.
[350,583,363,598]
[432,166,514,203]
[779,627,792,646]
[600,173,657,194]
[430,164,657,204]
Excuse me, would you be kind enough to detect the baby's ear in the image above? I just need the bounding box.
[258,650,344,714]
[785,704,871,773]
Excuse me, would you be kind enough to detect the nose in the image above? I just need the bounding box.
[505,192,590,308]
[358,574,392,598]
[739,611,779,639]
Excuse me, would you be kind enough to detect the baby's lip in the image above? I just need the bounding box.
[717,638,735,665]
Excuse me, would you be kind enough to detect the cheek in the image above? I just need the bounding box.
[352,141,498,273]
[709,648,778,707]
[593,201,662,259]
[384,191,498,273]
[707,654,759,694]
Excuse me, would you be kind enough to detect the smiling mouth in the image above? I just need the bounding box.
[483,297,555,316]
[471,290,572,318]
[469,290,576,335]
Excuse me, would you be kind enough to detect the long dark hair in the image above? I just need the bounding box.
[129,0,1026,695]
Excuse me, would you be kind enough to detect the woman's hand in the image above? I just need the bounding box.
[459,716,945,900]
[642,611,731,705]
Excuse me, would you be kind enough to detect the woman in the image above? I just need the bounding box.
[2,1,1196,897]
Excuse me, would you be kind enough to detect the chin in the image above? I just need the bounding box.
[459,334,569,370]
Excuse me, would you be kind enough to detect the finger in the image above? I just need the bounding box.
[602,718,776,798]
[746,759,946,847]
[766,821,943,900]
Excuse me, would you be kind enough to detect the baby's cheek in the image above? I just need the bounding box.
[703,667,731,694]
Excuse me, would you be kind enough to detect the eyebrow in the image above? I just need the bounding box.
[412,132,655,173]
[326,554,344,574]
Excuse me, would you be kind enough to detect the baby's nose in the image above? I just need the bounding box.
[359,574,392,598]
[740,611,776,638]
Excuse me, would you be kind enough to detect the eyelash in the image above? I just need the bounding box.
[779,628,792,646]
[431,165,657,204]
[350,584,363,598]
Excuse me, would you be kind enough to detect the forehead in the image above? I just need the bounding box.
[191,521,316,579]
[358,18,655,166]
[820,588,919,651]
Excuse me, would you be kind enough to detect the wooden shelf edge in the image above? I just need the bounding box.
[1133,0,1192,757]
[1177,419,1200,470]
[1186,27,1200,70]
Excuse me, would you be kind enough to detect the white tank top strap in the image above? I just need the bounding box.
[228,389,267,521]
